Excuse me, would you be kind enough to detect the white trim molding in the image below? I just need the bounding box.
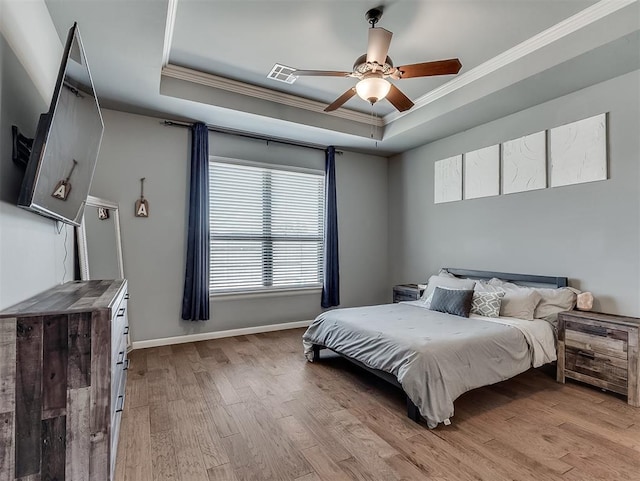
[131,319,313,350]
[162,64,384,127]
[162,0,179,67]
[383,0,638,124]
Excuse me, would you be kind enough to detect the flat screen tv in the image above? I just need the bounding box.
[18,23,104,226]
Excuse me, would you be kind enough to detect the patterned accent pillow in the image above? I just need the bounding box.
[471,290,505,318]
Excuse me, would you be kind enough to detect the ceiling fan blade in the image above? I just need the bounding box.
[324,88,357,112]
[386,84,414,112]
[366,27,393,65]
[397,59,462,79]
[294,70,352,77]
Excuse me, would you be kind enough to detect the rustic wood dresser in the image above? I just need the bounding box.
[0,279,129,480]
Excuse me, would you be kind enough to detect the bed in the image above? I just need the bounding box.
[302,269,570,428]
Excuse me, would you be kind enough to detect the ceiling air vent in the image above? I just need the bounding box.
[267,64,297,84]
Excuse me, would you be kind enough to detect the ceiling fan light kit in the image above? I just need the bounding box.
[292,7,462,113]
[356,75,391,104]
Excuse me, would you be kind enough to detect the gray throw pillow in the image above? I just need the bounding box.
[429,287,474,318]
[420,275,476,307]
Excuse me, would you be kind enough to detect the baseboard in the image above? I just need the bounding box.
[131,319,313,350]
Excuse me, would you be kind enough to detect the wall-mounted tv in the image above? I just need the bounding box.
[18,23,104,226]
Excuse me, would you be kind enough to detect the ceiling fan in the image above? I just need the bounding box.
[293,7,462,113]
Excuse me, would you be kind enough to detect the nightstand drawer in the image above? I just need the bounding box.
[565,346,627,392]
[565,328,628,360]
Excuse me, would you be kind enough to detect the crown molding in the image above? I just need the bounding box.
[162,0,179,67]
[383,0,637,125]
[162,64,384,127]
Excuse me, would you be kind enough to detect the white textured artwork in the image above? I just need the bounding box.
[550,113,607,187]
[463,145,499,200]
[502,131,547,194]
[434,155,462,204]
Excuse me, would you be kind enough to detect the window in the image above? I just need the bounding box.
[209,160,325,294]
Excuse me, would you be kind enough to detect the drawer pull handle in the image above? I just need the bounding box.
[123,325,129,336]
[125,293,130,300]
[123,359,129,371]
[116,395,125,413]
[116,351,125,364]
[117,307,125,317]
[577,350,595,360]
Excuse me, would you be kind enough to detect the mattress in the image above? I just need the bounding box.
[302,301,556,428]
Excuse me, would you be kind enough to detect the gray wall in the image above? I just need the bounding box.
[389,70,640,317]
[0,35,74,310]
[91,109,389,342]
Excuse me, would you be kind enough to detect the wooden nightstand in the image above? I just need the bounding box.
[557,310,640,406]
[393,284,425,303]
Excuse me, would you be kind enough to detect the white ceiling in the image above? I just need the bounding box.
[44,0,640,155]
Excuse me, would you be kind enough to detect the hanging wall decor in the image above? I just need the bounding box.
[51,159,78,201]
[434,155,462,204]
[463,145,500,200]
[502,131,547,195]
[550,113,607,188]
[97,207,110,220]
[135,177,149,217]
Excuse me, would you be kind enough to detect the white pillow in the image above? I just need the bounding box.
[420,275,476,308]
[478,280,541,320]
[487,278,579,323]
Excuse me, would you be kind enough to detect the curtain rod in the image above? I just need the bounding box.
[163,120,342,154]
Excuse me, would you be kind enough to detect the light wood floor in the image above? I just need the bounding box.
[115,328,640,481]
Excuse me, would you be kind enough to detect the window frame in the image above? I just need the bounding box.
[208,156,325,298]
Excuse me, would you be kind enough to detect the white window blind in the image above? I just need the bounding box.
[210,160,325,293]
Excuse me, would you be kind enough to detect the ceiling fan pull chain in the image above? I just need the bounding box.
[370,103,374,139]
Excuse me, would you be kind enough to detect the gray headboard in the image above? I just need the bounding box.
[444,268,568,288]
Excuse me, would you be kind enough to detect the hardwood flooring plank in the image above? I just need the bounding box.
[168,399,209,481]
[123,406,153,481]
[149,401,171,435]
[207,464,239,481]
[277,415,318,451]
[151,430,179,481]
[294,472,322,481]
[300,446,351,481]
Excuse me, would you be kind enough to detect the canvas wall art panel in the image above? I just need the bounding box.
[463,145,499,200]
[502,131,546,194]
[550,113,607,188]
[434,155,462,204]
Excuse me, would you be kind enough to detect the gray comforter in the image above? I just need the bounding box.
[302,301,556,428]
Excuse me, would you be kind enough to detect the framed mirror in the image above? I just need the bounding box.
[77,195,124,280]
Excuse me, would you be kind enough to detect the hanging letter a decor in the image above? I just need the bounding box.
[135,177,149,217]
[52,159,78,201]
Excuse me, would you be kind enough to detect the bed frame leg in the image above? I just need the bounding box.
[312,344,321,362]
[406,396,421,422]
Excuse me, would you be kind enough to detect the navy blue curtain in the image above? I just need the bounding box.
[181,122,210,321]
[321,146,340,308]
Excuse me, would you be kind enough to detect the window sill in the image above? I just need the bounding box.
[210,286,322,301]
